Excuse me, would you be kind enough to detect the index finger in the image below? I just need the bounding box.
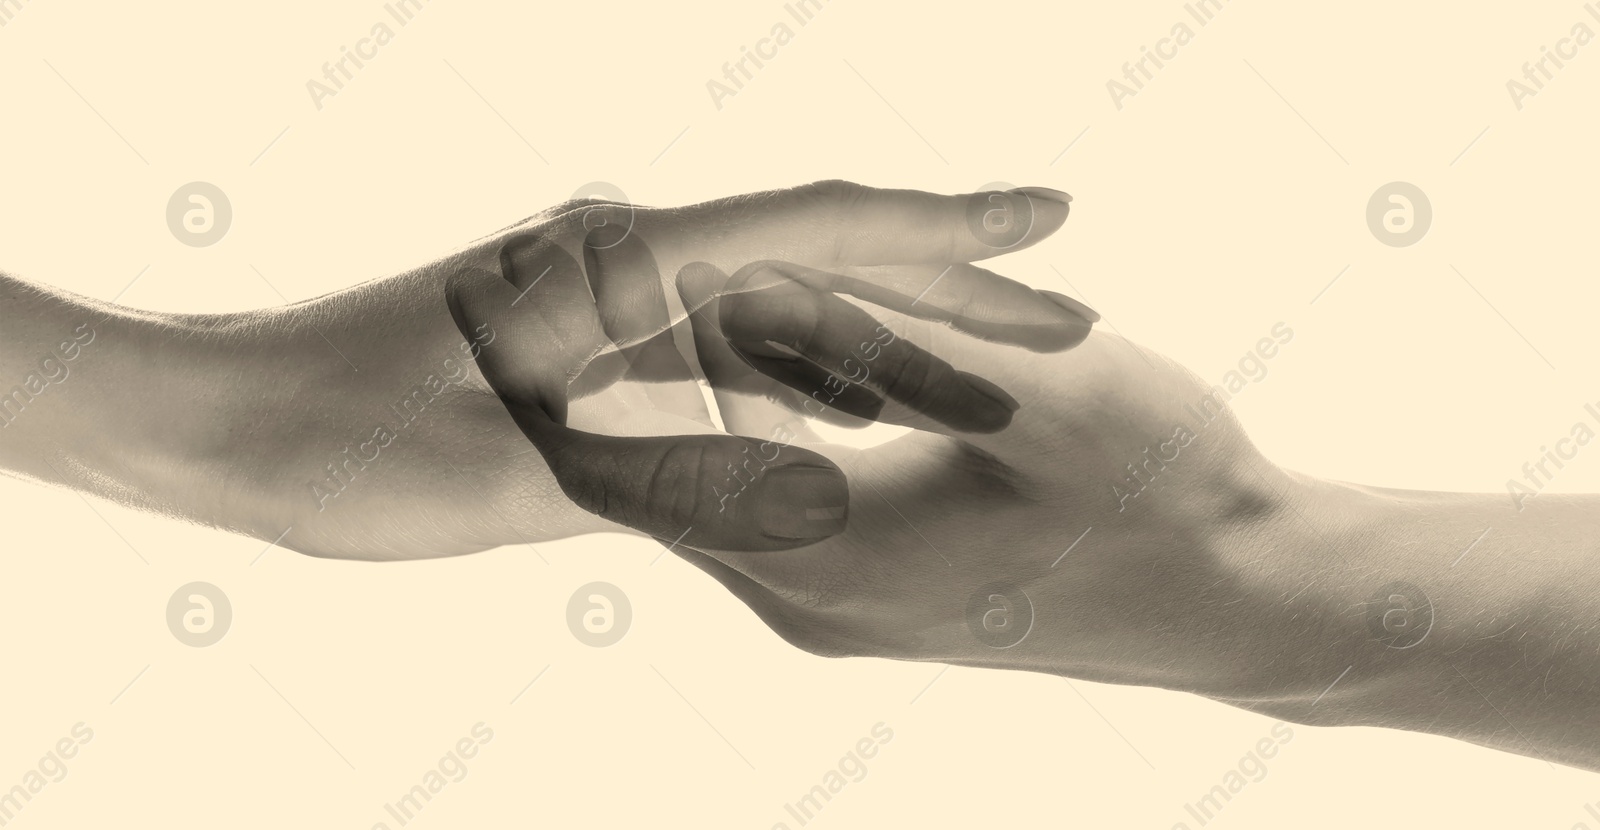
[655,180,1073,269]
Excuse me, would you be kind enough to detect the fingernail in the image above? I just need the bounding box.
[1037,289,1100,323]
[757,465,849,541]
[959,371,1020,414]
[1012,186,1072,204]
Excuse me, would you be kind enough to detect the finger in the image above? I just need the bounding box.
[451,258,851,551]
[662,180,1073,268]
[538,183,1085,361]
[677,261,876,432]
[688,308,860,434]
[507,404,850,551]
[722,340,893,428]
[769,261,1096,353]
[717,266,1021,434]
[582,225,711,424]
[678,262,1011,434]
[444,251,574,424]
[478,232,635,405]
[583,224,694,375]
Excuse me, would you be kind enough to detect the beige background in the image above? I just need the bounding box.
[4,0,1600,826]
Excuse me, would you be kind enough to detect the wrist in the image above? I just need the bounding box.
[1212,478,1531,729]
[1185,470,1394,708]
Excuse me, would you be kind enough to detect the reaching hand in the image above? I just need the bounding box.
[666,318,1314,699]
[9,182,1088,560]
[445,181,1095,554]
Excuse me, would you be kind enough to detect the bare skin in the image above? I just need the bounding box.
[0,181,1088,558]
[667,324,1600,770]
[3,181,1595,770]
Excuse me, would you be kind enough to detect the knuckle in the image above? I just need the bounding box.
[797,180,870,267]
[548,198,638,246]
[802,178,866,205]
[642,442,712,529]
[554,196,621,216]
[722,261,785,299]
[674,261,725,311]
[878,342,934,404]
[946,266,982,320]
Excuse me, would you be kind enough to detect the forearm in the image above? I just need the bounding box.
[1,272,124,487]
[0,271,246,517]
[1233,474,1600,770]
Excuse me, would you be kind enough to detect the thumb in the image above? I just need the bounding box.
[513,406,849,551]
[446,251,849,552]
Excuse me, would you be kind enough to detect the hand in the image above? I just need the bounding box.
[667,324,1324,699]
[441,182,1098,555]
[13,182,1090,560]
[669,313,1600,770]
